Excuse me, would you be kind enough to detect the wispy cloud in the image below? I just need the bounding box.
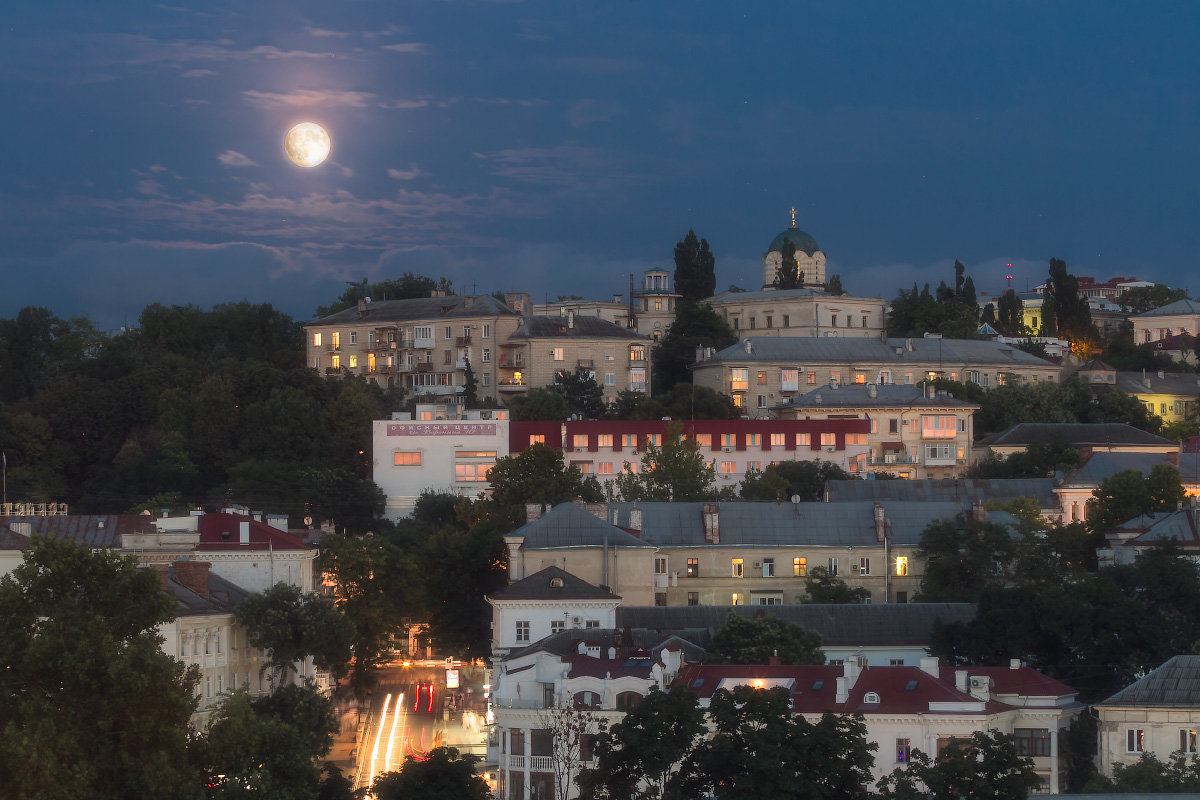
[242,89,378,109]
[181,68,216,78]
[388,166,422,180]
[217,150,259,168]
[137,179,164,196]
[381,42,429,54]
[475,145,630,188]
[568,99,625,128]
[558,56,641,74]
[306,27,351,38]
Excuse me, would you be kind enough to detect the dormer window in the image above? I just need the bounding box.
[864,692,880,704]
[549,577,565,588]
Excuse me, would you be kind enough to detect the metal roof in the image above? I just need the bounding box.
[704,335,1058,368]
[1131,298,1200,318]
[779,383,976,409]
[509,315,649,341]
[985,422,1176,448]
[1115,371,1200,396]
[1098,655,1200,708]
[0,515,149,549]
[512,503,655,550]
[305,294,516,325]
[824,478,1058,508]
[1063,452,1200,486]
[490,565,621,601]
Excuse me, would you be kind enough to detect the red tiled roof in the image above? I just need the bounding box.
[969,665,1078,698]
[196,513,310,552]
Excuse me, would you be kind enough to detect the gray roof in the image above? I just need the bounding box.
[1116,510,1200,548]
[305,294,516,325]
[703,336,1058,369]
[509,315,649,341]
[1115,371,1200,396]
[1098,655,1200,708]
[824,478,1058,509]
[605,501,1011,548]
[779,383,977,410]
[1131,298,1200,318]
[710,287,826,302]
[0,515,149,549]
[1062,452,1200,487]
[491,566,620,601]
[985,422,1176,449]
[512,503,655,550]
[615,603,977,647]
[503,627,709,663]
[164,567,252,618]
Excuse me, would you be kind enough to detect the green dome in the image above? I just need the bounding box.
[768,225,820,257]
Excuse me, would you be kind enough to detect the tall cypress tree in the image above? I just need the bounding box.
[674,230,716,301]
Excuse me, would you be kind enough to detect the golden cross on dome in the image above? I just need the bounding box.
[790,206,796,227]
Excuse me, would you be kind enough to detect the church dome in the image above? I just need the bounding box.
[768,225,820,257]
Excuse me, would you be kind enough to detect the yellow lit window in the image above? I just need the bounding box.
[731,593,742,606]
[331,354,340,369]
[746,433,761,446]
[732,558,743,577]
[455,451,497,458]
[455,463,492,482]
[797,433,811,446]
[313,332,322,346]
[820,433,836,447]
[394,452,422,466]
[529,434,546,445]
[771,433,786,446]
[695,433,712,447]
[598,434,614,448]
[895,557,908,576]
[572,434,588,448]
[794,557,806,577]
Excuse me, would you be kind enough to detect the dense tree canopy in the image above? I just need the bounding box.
[740,460,851,502]
[706,612,825,665]
[886,261,982,339]
[612,425,730,502]
[487,444,604,518]
[1086,464,1188,534]
[315,273,455,317]
[876,730,1039,800]
[1118,284,1189,314]
[234,582,355,682]
[673,230,716,301]
[802,566,871,604]
[372,748,490,800]
[650,299,736,395]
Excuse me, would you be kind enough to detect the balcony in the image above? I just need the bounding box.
[498,355,524,368]
[509,755,525,768]
[415,362,434,373]
[396,362,414,373]
[577,358,594,368]
[924,454,958,466]
[530,756,553,771]
[866,455,917,465]
[397,337,415,350]
[456,359,468,370]
[414,337,434,349]
[498,380,528,392]
[456,335,472,347]
[324,343,341,352]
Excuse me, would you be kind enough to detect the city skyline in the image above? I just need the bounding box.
[3,1,1198,330]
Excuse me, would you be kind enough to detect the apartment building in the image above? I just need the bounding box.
[708,287,888,340]
[510,417,871,485]
[691,335,1061,412]
[1096,656,1200,782]
[774,383,978,480]
[533,268,680,341]
[1075,359,1200,425]
[1130,298,1200,347]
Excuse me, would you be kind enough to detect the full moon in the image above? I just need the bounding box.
[284,122,331,168]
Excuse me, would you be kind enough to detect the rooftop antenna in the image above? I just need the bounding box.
[1005,265,1013,290]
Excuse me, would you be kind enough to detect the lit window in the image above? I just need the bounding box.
[729,369,748,391]
[598,463,613,475]
[553,347,564,361]
[807,371,817,385]
[731,558,743,577]
[629,345,646,362]
[695,433,712,447]
[757,371,767,385]
[622,462,638,474]
[348,354,358,368]
[722,433,736,447]
[746,433,761,446]
[529,434,545,445]
[895,557,908,576]
[331,354,340,369]
[794,557,806,577]
[1127,729,1144,753]
[630,368,646,392]
[720,461,737,474]
[820,433,836,447]
[732,394,743,408]
[897,738,910,763]
[1182,729,1198,755]
[731,593,742,606]
[455,463,492,482]
[687,558,699,577]
[577,462,592,474]
[797,433,811,446]
[331,331,341,348]
[622,434,637,448]
[771,433,786,447]
[394,452,422,466]
[781,369,799,391]
[854,373,866,384]
[598,434,614,447]
[572,434,588,448]
[313,332,322,346]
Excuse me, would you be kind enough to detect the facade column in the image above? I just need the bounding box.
[1050,725,1060,794]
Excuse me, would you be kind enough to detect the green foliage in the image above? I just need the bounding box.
[1087,751,1200,793]
[487,444,603,519]
[1060,711,1099,792]
[823,274,845,295]
[234,582,355,682]
[739,460,851,502]
[886,261,982,339]
[673,229,716,301]
[461,358,479,407]
[774,240,801,289]
[706,612,825,665]
[802,566,871,604]
[0,537,201,800]
[650,299,736,395]
[1043,258,1094,342]
[1086,464,1187,534]
[915,514,1019,602]
[372,747,490,800]
[996,289,1023,334]
[508,386,573,421]
[578,686,706,800]
[677,687,876,800]
[876,730,1039,800]
[201,684,336,800]
[1102,334,1190,373]
[1118,284,1189,314]
[554,364,606,419]
[315,273,453,317]
[612,424,727,502]
[970,436,1080,479]
[606,383,738,421]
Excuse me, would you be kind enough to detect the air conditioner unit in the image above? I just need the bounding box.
[570,615,584,627]
[723,447,732,453]
[851,564,860,573]
[753,561,762,569]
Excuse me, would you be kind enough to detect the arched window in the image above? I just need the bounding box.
[863,692,880,704]
[615,691,642,710]
[573,691,602,709]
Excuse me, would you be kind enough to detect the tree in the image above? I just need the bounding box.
[372,747,490,800]
[314,273,453,317]
[774,240,801,289]
[461,358,479,406]
[707,611,825,665]
[577,685,706,800]
[202,684,338,800]
[612,423,726,502]
[487,444,603,518]
[234,582,355,683]
[802,566,870,604]
[508,386,573,421]
[0,536,202,800]
[1087,752,1200,793]
[739,460,850,502]
[1118,284,1189,314]
[673,230,716,301]
[915,514,1018,602]
[886,264,981,340]
[554,364,606,419]
[677,686,876,800]
[650,299,736,395]
[1043,258,1093,343]
[824,274,845,295]
[970,436,1081,479]
[997,289,1023,334]
[1086,464,1187,534]
[877,730,1039,800]
[607,383,738,421]
[538,699,604,800]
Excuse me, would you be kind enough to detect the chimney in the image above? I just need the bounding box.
[503,535,525,582]
[525,503,545,524]
[357,298,368,317]
[702,503,720,544]
[844,658,863,688]
[1168,451,1179,466]
[744,339,753,355]
[955,669,968,692]
[173,560,212,598]
[835,676,849,704]
[867,384,877,399]
[971,497,987,522]
[919,656,939,679]
[239,520,250,544]
[629,508,643,532]
[874,502,886,542]
[1010,658,1022,670]
[585,502,608,521]
[568,309,575,329]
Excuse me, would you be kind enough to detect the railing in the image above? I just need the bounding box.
[456,359,468,370]
[509,755,525,768]
[416,363,434,373]
[325,343,341,352]
[413,337,433,349]
[456,336,472,346]
[924,455,958,466]
[492,698,544,709]
[397,338,415,349]
[396,363,413,373]
[866,455,917,465]
[530,756,553,771]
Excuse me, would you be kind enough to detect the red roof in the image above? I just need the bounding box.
[196,513,311,552]
[969,665,1078,699]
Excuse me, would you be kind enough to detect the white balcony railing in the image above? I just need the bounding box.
[509,755,525,768]
[530,756,553,771]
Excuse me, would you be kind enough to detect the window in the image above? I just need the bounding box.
[896,591,908,603]
[482,372,491,386]
[831,313,838,327]
[655,557,667,575]
[864,692,880,703]
[629,344,646,362]
[331,354,341,369]
[414,325,432,341]
[616,692,642,711]
[394,452,422,466]
[879,370,891,385]
[890,659,905,666]
[820,433,836,447]
[455,463,492,482]
[515,621,530,642]
[720,461,736,474]
[896,739,910,763]
[1182,729,1198,754]
[482,324,491,338]
[765,316,773,328]
[854,373,866,384]
[783,315,790,327]
[510,730,525,755]
[731,593,743,605]
[862,315,868,328]
[552,347,564,361]
[922,415,957,438]
[648,433,663,446]
[1015,728,1051,757]
[687,558,699,578]
[731,558,744,577]
[757,371,768,385]
[331,331,341,348]
[313,332,322,346]
[889,418,899,434]
[749,317,756,329]
[794,557,807,577]
[347,354,359,368]
[756,595,782,605]
[598,434,614,447]
[797,433,811,447]
[687,591,699,605]
[729,369,749,391]
[695,433,712,447]
[858,557,871,576]
[630,368,646,392]
[1127,729,1145,753]
[762,558,775,578]
[807,371,817,385]
[577,462,592,474]
[349,330,357,345]
[720,433,735,448]
[605,372,615,385]
[895,556,908,576]
[598,462,613,475]
[746,433,761,446]
[572,434,588,449]
[781,369,799,391]
[771,433,786,447]
[622,433,637,448]
[443,350,452,364]
[585,620,600,629]
[550,620,564,633]
[482,348,491,363]
[529,434,545,445]
[828,557,839,575]
[830,371,841,386]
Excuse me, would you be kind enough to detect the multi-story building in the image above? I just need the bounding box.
[1075,359,1200,426]
[708,287,887,341]
[773,383,978,480]
[1053,451,1200,524]
[304,293,522,399]
[674,658,1080,793]
[1095,655,1200,781]
[1130,298,1200,347]
[980,422,1178,460]
[823,477,1064,522]
[511,418,871,486]
[691,335,1061,413]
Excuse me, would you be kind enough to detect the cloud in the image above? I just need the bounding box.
[306,27,351,38]
[136,179,163,196]
[567,99,625,128]
[147,164,169,173]
[77,33,332,68]
[381,42,429,54]
[242,89,377,109]
[388,166,422,181]
[379,98,431,109]
[217,150,259,168]
[181,68,216,78]
[476,145,636,188]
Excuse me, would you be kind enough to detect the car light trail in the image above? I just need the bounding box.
[384,693,404,772]
[367,693,393,790]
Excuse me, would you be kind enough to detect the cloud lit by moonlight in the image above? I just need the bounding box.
[284,122,331,168]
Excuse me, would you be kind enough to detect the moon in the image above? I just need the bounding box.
[284,122,331,168]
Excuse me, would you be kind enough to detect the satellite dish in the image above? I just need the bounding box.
[790,495,801,505]
[303,516,314,527]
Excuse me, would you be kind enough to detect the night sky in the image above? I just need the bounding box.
[3,2,1198,330]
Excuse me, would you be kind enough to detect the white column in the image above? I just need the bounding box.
[1050,726,1060,793]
